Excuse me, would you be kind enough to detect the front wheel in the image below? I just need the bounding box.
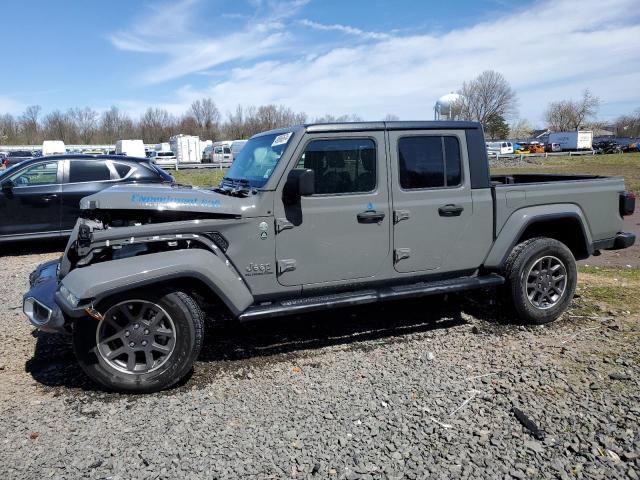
[73,290,204,393]
[503,237,577,324]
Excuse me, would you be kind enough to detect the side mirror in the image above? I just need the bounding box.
[1,180,14,193]
[283,168,315,204]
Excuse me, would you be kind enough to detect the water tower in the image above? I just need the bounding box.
[434,93,463,120]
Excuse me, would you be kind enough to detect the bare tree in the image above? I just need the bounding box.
[98,106,135,143]
[19,105,42,144]
[0,114,19,144]
[314,113,364,123]
[383,114,400,121]
[188,98,221,140]
[139,108,175,143]
[614,109,640,137]
[509,119,534,139]
[69,107,98,144]
[42,110,75,143]
[544,89,600,131]
[457,71,517,127]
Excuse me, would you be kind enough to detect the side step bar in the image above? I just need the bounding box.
[239,273,504,322]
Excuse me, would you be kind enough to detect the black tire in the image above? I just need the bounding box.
[73,290,204,393]
[503,237,577,325]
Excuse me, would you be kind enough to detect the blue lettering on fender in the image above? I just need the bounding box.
[130,194,221,209]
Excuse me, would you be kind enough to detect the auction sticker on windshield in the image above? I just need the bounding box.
[271,132,292,147]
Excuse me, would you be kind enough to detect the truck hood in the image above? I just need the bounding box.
[79,183,261,217]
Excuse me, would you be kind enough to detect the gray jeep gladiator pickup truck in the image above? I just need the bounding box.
[23,121,636,392]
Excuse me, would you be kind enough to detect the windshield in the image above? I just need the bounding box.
[223,132,293,188]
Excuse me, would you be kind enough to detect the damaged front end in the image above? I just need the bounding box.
[23,183,259,333]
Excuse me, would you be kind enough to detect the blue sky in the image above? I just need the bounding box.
[1,0,639,127]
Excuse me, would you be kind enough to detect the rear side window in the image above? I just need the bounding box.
[398,136,462,189]
[296,138,376,194]
[114,163,132,178]
[69,160,111,183]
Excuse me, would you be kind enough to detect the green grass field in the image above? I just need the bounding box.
[491,152,640,193]
[171,168,226,187]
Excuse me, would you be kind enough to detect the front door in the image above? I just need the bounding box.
[0,160,62,236]
[389,130,478,274]
[275,132,391,287]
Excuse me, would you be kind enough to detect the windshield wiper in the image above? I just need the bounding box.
[218,177,256,197]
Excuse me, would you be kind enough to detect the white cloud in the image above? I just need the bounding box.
[109,0,309,84]
[113,0,640,125]
[299,19,390,40]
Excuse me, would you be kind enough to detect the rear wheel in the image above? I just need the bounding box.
[73,290,204,393]
[503,237,577,324]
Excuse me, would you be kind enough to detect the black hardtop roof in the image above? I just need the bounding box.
[254,120,482,138]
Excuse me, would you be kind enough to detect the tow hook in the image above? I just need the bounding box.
[85,305,104,322]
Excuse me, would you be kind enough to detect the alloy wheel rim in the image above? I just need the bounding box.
[525,255,568,310]
[95,300,176,374]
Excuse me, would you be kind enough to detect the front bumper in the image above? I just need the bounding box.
[23,259,67,334]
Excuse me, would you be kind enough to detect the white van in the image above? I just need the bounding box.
[486,141,513,155]
[212,141,233,164]
[42,140,66,156]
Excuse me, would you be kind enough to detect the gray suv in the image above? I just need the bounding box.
[24,121,635,392]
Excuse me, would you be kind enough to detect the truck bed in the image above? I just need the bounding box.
[491,173,607,185]
[490,174,626,249]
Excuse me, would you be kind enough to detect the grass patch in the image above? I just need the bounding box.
[492,152,640,193]
[171,169,226,187]
[573,266,640,316]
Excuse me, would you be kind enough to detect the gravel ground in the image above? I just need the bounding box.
[1,247,639,480]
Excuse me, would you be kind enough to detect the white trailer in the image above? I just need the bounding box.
[116,139,146,158]
[42,140,66,156]
[170,135,201,163]
[547,131,593,151]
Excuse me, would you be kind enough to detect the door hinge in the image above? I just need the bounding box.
[394,248,411,263]
[275,218,294,234]
[277,259,297,275]
[393,210,411,224]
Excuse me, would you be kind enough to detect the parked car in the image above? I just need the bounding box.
[2,150,34,168]
[23,121,635,393]
[486,141,513,155]
[151,151,178,165]
[0,155,173,243]
[545,142,562,152]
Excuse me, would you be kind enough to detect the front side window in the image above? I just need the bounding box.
[224,132,294,188]
[69,160,111,183]
[398,136,462,189]
[296,138,376,194]
[10,162,58,186]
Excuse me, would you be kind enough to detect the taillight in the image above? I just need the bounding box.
[620,192,636,216]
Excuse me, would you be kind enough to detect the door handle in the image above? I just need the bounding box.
[42,194,58,202]
[438,204,464,217]
[357,211,385,224]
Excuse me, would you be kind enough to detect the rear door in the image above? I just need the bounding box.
[61,159,117,230]
[0,160,62,236]
[389,130,482,274]
[274,132,391,286]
